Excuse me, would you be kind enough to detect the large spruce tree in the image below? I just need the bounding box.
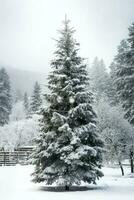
[32,18,103,189]
[111,24,134,125]
[0,68,12,126]
[125,23,134,125]
[108,40,128,106]
[110,25,134,173]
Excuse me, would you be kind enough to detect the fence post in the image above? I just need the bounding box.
[17,152,19,164]
[4,151,6,166]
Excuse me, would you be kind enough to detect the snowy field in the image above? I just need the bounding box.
[0,165,134,200]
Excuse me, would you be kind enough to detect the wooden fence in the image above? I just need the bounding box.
[0,146,34,166]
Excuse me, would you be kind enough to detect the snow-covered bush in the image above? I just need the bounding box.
[95,97,134,175]
[0,114,40,151]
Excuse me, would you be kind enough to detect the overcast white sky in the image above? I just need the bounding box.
[0,0,134,73]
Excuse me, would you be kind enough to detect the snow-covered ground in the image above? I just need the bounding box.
[0,165,134,200]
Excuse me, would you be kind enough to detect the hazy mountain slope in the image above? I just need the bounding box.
[0,66,48,97]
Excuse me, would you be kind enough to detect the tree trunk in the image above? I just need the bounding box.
[65,185,69,191]
[130,150,134,173]
[119,161,124,176]
[130,159,134,173]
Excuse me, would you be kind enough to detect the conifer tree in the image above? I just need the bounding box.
[30,81,42,114]
[90,57,109,99]
[125,23,134,125]
[23,92,30,118]
[108,62,120,105]
[32,17,103,189]
[111,36,134,125]
[110,25,134,173]
[0,68,12,126]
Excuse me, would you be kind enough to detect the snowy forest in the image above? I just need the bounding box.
[0,0,134,199]
[1,18,134,176]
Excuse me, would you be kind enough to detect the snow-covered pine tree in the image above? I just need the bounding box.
[32,17,103,190]
[0,68,12,126]
[126,24,134,172]
[90,57,109,99]
[107,62,120,105]
[30,81,42,114]
[23,92,30,118]
[110,39,129,104]
[110,30,134,173]
[111,36,134,125]
[125,23,134,125]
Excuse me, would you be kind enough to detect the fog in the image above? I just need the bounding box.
[0,0,134,72]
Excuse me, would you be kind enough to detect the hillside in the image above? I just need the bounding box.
[0,66,48,97]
